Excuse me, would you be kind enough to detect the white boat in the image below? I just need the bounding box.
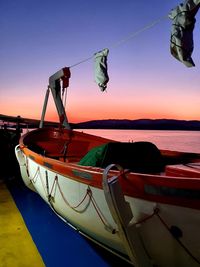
[15,64,200,267]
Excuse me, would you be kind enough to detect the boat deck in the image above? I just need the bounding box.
[0,177,132,267]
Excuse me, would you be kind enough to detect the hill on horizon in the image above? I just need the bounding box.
[74,118,200,130]
[1,114,200,130]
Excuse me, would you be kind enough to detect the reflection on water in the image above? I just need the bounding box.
[78,129,200,153]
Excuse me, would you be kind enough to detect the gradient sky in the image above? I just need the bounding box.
[1,0,200,123]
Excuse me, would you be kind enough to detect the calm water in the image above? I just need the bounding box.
[77,129,200,153]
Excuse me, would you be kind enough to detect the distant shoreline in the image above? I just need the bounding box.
[74,119,200,131]
[1,114,200,131]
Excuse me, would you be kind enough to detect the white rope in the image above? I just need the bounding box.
[69,15,168,68]
[69,55,94,68]
[110,15,168,49]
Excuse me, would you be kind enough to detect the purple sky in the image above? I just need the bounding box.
[0,0,200,122]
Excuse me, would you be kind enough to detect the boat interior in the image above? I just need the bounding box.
[21,128,200,178]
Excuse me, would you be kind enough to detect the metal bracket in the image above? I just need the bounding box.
[39,67,71,129]
[102,164,153,267]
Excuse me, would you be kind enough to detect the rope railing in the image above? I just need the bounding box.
[56,180,91,213]
[26,160,200,264]
[25,153,200,264]
[27,166,116,231]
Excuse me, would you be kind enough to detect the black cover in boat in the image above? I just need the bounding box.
[79,142,163,174]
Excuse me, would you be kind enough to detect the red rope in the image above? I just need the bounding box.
[134,208,159,225]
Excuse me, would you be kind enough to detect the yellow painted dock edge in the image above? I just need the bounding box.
[0,180,45,267]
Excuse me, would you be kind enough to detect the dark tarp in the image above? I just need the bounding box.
[79,142,163,174]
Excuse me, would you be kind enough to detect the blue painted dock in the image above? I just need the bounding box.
[1,177,132,266]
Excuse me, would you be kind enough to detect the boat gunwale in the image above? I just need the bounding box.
[19,128,200,210]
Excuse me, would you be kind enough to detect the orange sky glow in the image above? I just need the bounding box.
[1,1,200,124]
[0,78,199,123]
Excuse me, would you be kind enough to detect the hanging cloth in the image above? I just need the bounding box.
[169,0,200,67]
[94,48,109,91]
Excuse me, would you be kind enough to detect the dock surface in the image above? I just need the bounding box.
[0,180,44,267]
[0,177,131,267]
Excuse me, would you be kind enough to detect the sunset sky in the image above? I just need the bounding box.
[1,0,200,123]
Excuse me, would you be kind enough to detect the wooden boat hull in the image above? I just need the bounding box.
[15,128,200,267]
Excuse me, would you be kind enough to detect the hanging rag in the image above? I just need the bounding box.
[94,48,109,91]
[169,0,200,67]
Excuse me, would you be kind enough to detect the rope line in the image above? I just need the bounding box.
[156,211,200,265]
[69,15,168,68]
[42,174,115,231]
[56,180,91,213]
[185,162,200,169]
[89,191,113,230]
[132,207,200,264]
[49,175,58,196]
[134,208,159,226]
[29,166,40,183]
[25,157,30,177]
[27,164,47,195]
[110,15,168,49]
[69,55,94,68]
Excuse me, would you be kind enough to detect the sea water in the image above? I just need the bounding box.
[77,129,200,153]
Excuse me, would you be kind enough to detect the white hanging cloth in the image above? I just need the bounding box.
[94,48,109,91]
[169,0,200,67]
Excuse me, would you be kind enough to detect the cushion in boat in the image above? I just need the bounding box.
[79,141,163,174]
